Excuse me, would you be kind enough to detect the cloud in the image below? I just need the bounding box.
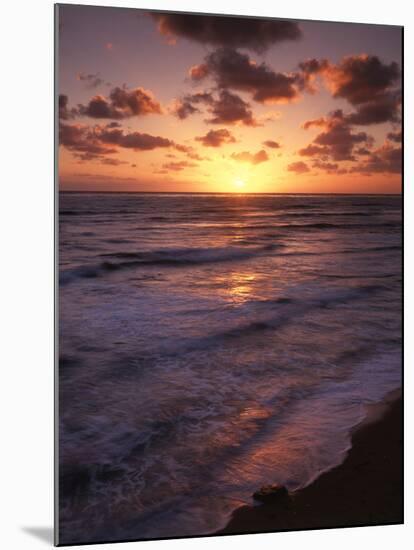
[59,122,115,154]
[324,54,400,105]
[355,146,372,156]
[77,72,105,89]
[150,13,302,52]
[312,160,340,173]
[297,55,401,125]
[171,143,208,160]
[297,58,330,93]
[300,110,373,161]
[162,160,198,171]
[206,90,259,126]
[189,48,300,104]
[350,143,402,175]
[346,91,401,125]
[60,121,176,169]
[171,89,258,126]
[263,140,280,149]
[302,117,327,130]
[58,94,79,120]
[298,144,328,157]
[78,86,162,119]
[96,126,172,150]
[387,130,402,143]
[231,149,269,165]
[287,161,309,174]
[170,92,214,120]
[195,128,236,147]
[100,158,129,166]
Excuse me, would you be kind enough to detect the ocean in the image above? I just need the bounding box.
[58,192,402,544]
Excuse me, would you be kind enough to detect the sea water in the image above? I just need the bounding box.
[58,193,402,544]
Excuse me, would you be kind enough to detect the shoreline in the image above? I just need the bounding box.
[218,392,403,536]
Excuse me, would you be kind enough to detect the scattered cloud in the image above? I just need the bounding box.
[346,91,401,125]
[162,160,198,171]
[287,161,310,174]
[189,48,300,104]
[58,94,78,120]
[312,160,341,173]
[387,130,402,143]
[195,128,236,147]
[300,110,373,161]
[297,58,330,93]
[263,140,281,149]
[78,86,162,119]
[350,143,402,174]
[77,72,105,89]
[206,90,259,126]
[59,121,118,161]
[231,149,269,165]
[96,126,172,150]
[323,54,400,105]
[170,92,214,120]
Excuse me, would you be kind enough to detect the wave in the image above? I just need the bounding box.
[60,245,280,286]
[173,284,388,353]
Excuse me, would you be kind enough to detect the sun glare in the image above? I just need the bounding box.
[233,178,246,190]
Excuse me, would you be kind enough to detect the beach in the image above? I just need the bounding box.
[220,393,403,535]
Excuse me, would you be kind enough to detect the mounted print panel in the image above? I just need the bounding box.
[56,4,403,546]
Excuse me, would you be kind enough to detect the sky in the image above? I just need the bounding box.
[58,4,402,193]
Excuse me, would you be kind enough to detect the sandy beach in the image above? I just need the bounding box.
[219,393,403,535]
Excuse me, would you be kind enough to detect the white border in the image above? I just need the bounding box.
[1,1,411,549]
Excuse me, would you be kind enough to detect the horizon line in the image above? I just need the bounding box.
[59,190,402,196]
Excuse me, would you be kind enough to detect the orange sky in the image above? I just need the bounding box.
[58,6,402,193]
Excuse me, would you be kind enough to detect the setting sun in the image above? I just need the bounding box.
[233,178,246,190]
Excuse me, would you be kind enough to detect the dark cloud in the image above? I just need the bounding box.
[59,122,116,157]
[189,48,300,104]
[206,90,258,126]
[172,143,208,160]
[172,89,258,126]
[77,72,105,89]
[351,143,402,175]
[162,160,198,171]
[346,91,401,125]
[312,160,340,173]
[297,55,401,126]
[96,127,172,150]
[151,13,302,52]
[387,130,402,143]
[355,146,372,156]
[195,128,236,147]
[298,144,328,157]
[324,55,400,105]
[171,92,214,120]
[287,161,309,174]
[300,110,373,161]
[58,94,78,120]
[313,124,370,161]
[79,87,162,119]
[263,140,281,149]
[60,121,176,169]
[296,58,329,93]
[100,158,128,166]
[231,149,269,165]
[302,117,327,130]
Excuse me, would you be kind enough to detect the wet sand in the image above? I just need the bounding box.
[219,394,403,535]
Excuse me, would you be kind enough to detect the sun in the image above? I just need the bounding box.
[233,178,246,190]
